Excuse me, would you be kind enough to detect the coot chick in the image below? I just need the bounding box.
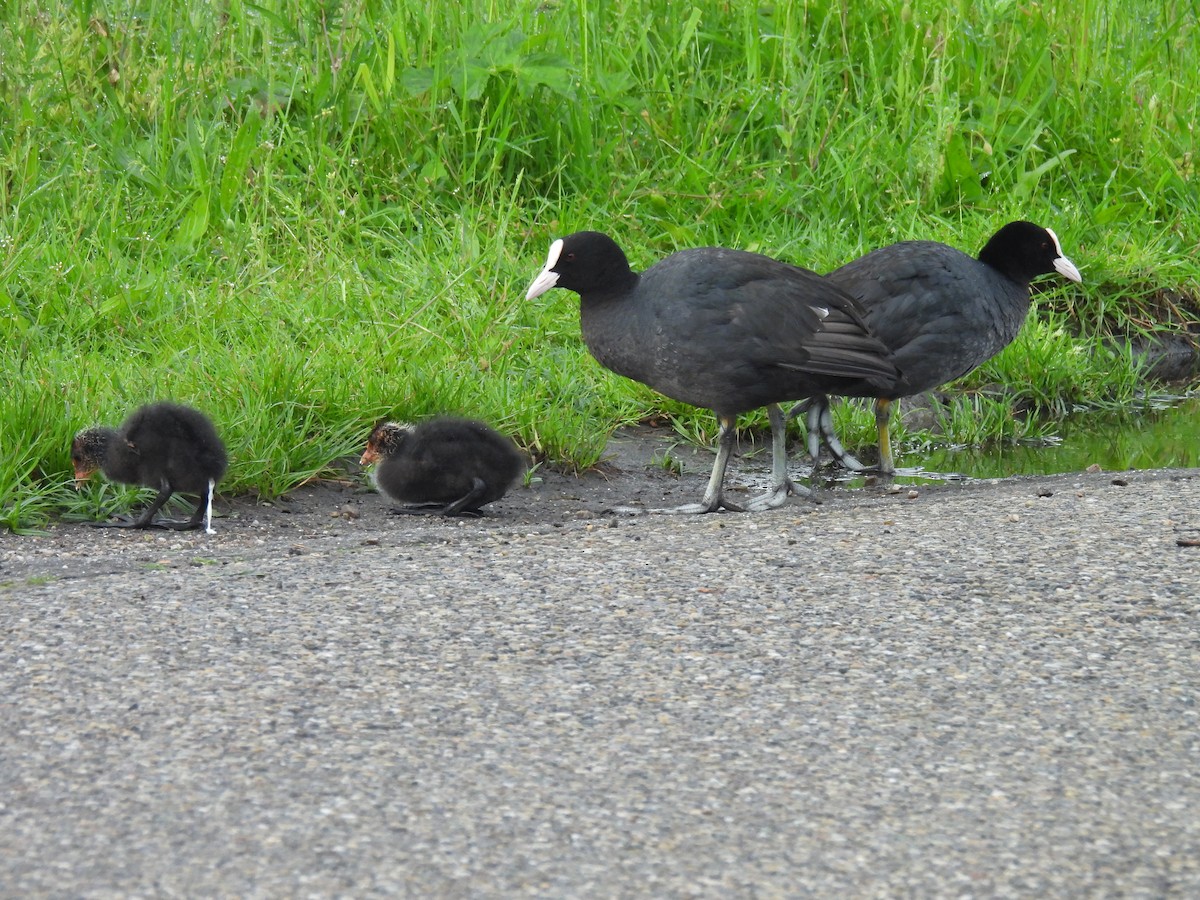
[803,221,1082,474]
[360,418,525,517]
[525,231,898,513]
[71,402,228,533]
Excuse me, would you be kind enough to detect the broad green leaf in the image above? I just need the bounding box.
[219,109,262,218]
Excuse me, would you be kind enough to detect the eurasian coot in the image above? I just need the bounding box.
[525,231,898,513]
[360,417,525,517]
[802,221,1083,474]
[71,402,228,533]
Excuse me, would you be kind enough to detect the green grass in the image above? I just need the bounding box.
[2,0,1199,531]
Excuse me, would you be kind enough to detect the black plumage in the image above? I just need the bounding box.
[804,221,1083,474]
[360,418,524,517]
[70,402,228,532]
[525,230,898,513]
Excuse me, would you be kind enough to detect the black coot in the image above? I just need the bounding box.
[71,402,228,532]
[360,418,525,517]
[525,231,898,513]
[802,221,1083,474]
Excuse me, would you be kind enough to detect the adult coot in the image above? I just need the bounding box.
[525,231,898,513]
[360,417,525,517]
[802,221,1082,474]
[71,402,228,533]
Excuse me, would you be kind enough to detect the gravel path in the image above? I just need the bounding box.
[2,458,1199,897]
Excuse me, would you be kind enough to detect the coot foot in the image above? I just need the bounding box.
[156,517,207,531]
[388,505,485,518]
[745,478,819,512]
[389,503,444,516]
[812,398,870,472]
[91,493,173,528]
[787,397,870,473]
[90,514,144,529]
[387,498,487,519]
[438,477,490,516]
[744,404,817,511]
[389,507,486,518]
[91,514,206,531]
[606,497,746,516]
[608,417,749,514]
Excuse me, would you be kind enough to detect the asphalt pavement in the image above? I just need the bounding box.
[2,466,1199,897]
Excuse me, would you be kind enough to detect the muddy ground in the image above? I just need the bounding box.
[5,423,1190,586]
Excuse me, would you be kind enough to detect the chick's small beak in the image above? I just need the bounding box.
[360,446,379,466]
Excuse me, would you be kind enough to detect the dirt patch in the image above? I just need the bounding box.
[0,425,772,582]
[0,423,1157,586]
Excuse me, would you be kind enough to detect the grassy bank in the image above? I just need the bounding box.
[2,0,1198,531]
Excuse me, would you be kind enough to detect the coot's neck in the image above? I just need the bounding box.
[97,427,141,482]
[580,270,640,306]
[977,235,1032,288]
[576,259,640,305]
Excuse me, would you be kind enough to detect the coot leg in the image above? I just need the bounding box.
[653,415,737,513]
[156,501,208,531]
[746,404,814,511]
[388,502,481,517]
[609,415,745,514]
[803,398,824,464]
[812,399,869,473]
[439,477,489,517]
[89,514,137,527]
[388,503,450,516]
[93,485,174,529]
[157,518,204,531]
[152,479,220,532]
[149,480,214,531]
[784,397,829,466]
[386,480,488,517]
[874,398,897,475]
[788,396,870,473]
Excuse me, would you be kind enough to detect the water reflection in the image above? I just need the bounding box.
[840,395,1200,484]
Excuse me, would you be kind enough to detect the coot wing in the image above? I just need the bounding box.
[651,248,897,384]
[830,242,1023,393]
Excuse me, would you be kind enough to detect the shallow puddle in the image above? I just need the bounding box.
[605,396,1200,495]
[830,395,1200,486]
